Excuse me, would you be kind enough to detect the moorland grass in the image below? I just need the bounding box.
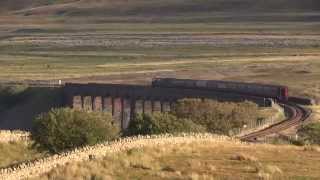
[36,139,320,180]
[0,141,43,168]
[0,5,319,101]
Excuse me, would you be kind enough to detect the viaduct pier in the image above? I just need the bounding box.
[64,83,269,130]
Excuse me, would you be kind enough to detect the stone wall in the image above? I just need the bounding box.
[0,133,240,180]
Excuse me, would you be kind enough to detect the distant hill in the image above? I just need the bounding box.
[0,0,78,13]
[1,0,319,17]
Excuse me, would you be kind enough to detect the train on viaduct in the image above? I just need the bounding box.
[63,79,283,130]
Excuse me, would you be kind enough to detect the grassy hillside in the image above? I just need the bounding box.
[36,139,320,180]
[0,0,319,101]
[0,0,77,13]
[1,0,320,17]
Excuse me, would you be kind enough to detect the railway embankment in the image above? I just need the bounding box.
[236,102,285,137]
[240,102,311,142]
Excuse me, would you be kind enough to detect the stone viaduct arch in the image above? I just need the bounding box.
[63,83,267,130]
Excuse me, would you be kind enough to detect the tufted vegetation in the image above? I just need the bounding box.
[172,99,260,134]
[297,122,320,145]
[126,112,206,136]
[0,141,43,168]
[31,108,120,153]
[31,99,260,153]
[127,99,261,136]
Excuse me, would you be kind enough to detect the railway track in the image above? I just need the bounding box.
[241,102,311,142]
[1,80,312,142]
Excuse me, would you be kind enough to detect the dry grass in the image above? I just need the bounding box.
[303,145,320,152]
[36,140,320,180]
[310,106,320,122]
[230,153,258,162]
[0,141,43,168]
[0,12,319,101]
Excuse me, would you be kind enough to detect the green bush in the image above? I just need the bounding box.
[172,99,259,135]
[126,112,206,136]
[297,122,320,145]
[31,108,120,153]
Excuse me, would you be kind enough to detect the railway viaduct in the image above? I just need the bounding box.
[63,83,269,130]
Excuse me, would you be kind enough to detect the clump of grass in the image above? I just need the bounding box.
[187,159,203,169]
[244,165,259,173]
[207,165,217,171]
[121,147,161,171]
[186,172,213,180]
[257,171,271,180]
[172,99,261,135]
[256,164,283,179]
[230,153,258,162]
[161,165,176,172]
[265,165,283,175]
[126,148,144,156]
[303,145,320,152]
[0,141,43,168]
[130,163,152,170]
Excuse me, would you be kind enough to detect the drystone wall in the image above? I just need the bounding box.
[0,133,239,180]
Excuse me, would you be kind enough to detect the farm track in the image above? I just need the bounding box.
[241,102,311,142]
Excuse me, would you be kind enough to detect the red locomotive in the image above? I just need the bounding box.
[152,78,288,102]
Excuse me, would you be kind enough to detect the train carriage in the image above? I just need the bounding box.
[152,78,288,101]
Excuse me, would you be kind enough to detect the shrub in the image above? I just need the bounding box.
[172,99,259,135]
[31,108,120,153]
[126,112,206,136]
[297,122,320,145]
